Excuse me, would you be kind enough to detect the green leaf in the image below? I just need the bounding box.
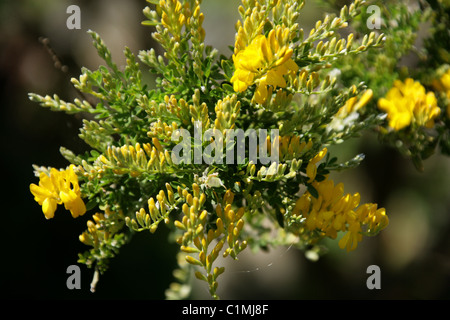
[306,183,319,199]
[275,209,285,228]
[221,59,234,79]
[85,199,98,211]
[141,20,161,26]
[222,83,234,93]
[263,21,273,37]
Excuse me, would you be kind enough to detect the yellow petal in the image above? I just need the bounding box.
[30,184,52,204]
[254,83,268,104]
[42,197,57,219]
[295,195,310,214]
[338,231,351,251]
[389,112,411,130]
[306,162,317,181]
[311,148,327,164]
[260,37,272,62]
[274,48,294,67]
[355,89,373,110]
[285,58,299,72]
[231,77,248,93]
[38,172,56,192]
[68,197,87,218]
[306,210,318,230]
[338,230,360,252]
[265,69,286,88]
[60,189,77,203]
[377,98,392,113]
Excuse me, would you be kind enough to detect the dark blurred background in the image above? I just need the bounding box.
[1,0,449,300]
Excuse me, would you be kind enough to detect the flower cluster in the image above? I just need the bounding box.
[292,176,388,252]
[159,0,186,41]
[29,165,86,219]
[328,89,373,132]
[231,26,299,104]
[287,147,388,252]
[79,211,121,248]
[378,78,440,131]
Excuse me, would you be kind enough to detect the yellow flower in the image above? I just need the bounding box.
[433,69,450,119]
[338,221,362,252]
[79,213,107,247]
[338,89,374,117]
[378,78,440,131]
[306,147,327,182]
[30,165,86,219]
[442,72,450,118]
[292,176,388,252]
[231,26,299,104]
[329,89,373,132]
[364,206,389,234]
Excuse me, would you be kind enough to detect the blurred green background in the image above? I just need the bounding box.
[1,0,449,300]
